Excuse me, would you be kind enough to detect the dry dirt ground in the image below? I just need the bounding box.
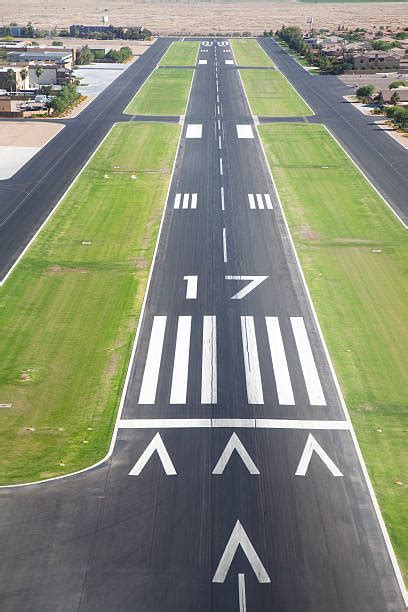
[1,1,407,35]
[0,121,63,147]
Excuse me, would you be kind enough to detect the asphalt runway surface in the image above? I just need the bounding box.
[0,40,406,611]
[0,37,173,283]
[258,37,408,226]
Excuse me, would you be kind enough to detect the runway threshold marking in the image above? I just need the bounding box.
[138,316,167,405]
[241,316,264,405]
[201,315,217,404]
[266,317,295,406]
[237,125,254,139]
[291,317,326,406]
[137,316,329,407]
[174,193,197,209]
[186,124,202,138]
[170,316,192,404]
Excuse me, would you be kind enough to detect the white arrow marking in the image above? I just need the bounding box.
[129,433,177,476]
[212,520,271,583]
[183,275,198,299]
[212,432,260,475]
[238,574,247,612]
[225,275,268,300]
[295,433,343,477]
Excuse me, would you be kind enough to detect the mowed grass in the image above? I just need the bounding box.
[160,41,199,66]
[259,122,408,581]
[0,122,180,485]
[239,69,313,116]
[125,68,194,115]
[230,39,274,67]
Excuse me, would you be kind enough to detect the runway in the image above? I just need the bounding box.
[0,40,406,611]
[258,37,408,226]
[0,37,173,283]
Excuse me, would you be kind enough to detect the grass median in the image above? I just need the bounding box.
[239,68,313,116]
[0,122,180,485]
[160,41,199,66]
[125,68,194,115]
[230,39,274,67]
[258,122,408,581]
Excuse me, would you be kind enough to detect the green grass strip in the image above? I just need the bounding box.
[258,122,408,582]
[0,122,180,485]
[125,68,194,116]
[239,69,313,116]
[160,41,199,66]
[230,39,274,67]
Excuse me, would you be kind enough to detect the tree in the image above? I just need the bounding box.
[390,91,400,106]
[5,68,16,92]
[77,45,94,65]
[356,84,375,102]
[20,67,28,92]
[34,65,43,85]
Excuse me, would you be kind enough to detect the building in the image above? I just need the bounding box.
[6,51,73,69]
[379,87,408,105]
[351,51,400,71]
[28,63,73,86]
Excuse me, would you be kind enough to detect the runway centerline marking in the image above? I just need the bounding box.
[219,157,223,175]
[220,186,225,210]
[138,316,167,405]
[222,227,228,262]
[170,316,192,404]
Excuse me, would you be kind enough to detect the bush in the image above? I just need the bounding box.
[105,46,132,63]
[389,80,408,89]
[48,83,80,115]
[356,84,375,102]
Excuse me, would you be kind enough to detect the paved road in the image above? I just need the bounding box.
[0,37,173,282]
[258,37,408,226]
[0,40,406,611]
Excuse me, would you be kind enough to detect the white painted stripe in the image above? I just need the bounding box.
[217,119,221,130]
[241,316,264,404]
[237,125,254,139]
[201,315,217,404]
[256,193,264,210]
[170,316,192,404]
[217,104,220,115]
[218,136,222,150]
[216,94,219,104]
[184,275,198,299]
[221,186,225,211]
[138,316,167,404]
[186,124,202,138]
[174,193,181,209]
[225,59,234,65]
[182,193,189,209]
[239,574,247,612]
[198,59,207,65]
[219,157,223,175]
[265,317,295,405]
[248,194,256,209]
[264,193,273,210]
[291,317,326,406]
[119,418,350,430]
[222,227,228,262]
[191,193,198,209]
